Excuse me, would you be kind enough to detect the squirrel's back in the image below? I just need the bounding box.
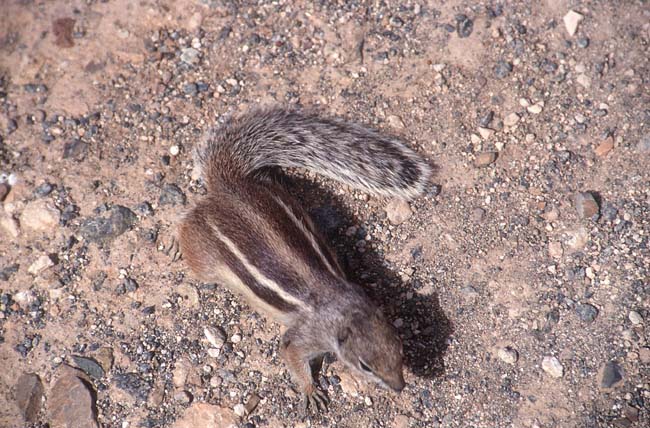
[196,108,432,199]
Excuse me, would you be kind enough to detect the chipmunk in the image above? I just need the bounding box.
[174,108,431,410]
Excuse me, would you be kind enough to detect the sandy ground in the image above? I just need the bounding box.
[1,1,649,427]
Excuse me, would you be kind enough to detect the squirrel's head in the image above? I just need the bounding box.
[335,308,405,392]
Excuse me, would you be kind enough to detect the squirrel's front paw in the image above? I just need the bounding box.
[301,384,328,413]
[159,235,182,262]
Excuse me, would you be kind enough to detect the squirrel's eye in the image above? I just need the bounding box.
[359,359,373,373]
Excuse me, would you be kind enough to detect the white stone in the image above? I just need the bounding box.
[576,74,591,88]
[498,347,519,364]
[542,356,564,378]
[527,102,544,114]
[478,127,495,140]
[20,201,60,232]
[233,404,246,417]
[563,10,584,36]
[28,254,54,275]
[504,112,520,127]
[385,199,412,225]
[629,311,643,325]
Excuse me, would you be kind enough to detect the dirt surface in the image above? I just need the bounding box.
[1,1,649,427]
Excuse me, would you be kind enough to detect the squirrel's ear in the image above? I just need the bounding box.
[337,326,352,346]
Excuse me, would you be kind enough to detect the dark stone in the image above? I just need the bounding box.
[600,361,623,388]
[79,205,137,243]
[575,192,600,220]
[0,264,19,281]
[159,184,187,206]
[63,140,89,161]
[494,60,513,78]
[183,83,198,95]
[14,373,43,423]
[34,182,54,197]
[479,110,494,127]
[456,15,473,38]
[309,204,343,238]
[577,37,589,48]
[135,201,154,216]
[71,355,105,379]
[575,303,598,322]
[113,372,151,402]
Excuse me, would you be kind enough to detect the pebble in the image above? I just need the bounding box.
[79,205,137,243]
[548,242,563,259]
[494,60,512,79]
[575,303,599,322]
[385,198,412,225]
[49,367,98,428]
[113,372,151,402]
[71,355,105,379]
[477,127,495,140]
[170,145,180,156]
[577,37,590,48]
[392,415,411,428]
[20,201,60,232]
[180,48,200,65]
[600,361,623,388]
[563,10,584,36]
[503,112,520,127]
[230,334,242,344]
[233,403,246,417]
[628,311,643,325]
[94,347,114,373]
[13,291,37,308]
[595,136,614,157]
[14,373,44,423]
[387,115,405,130]
[497,347,519,364]
[576,74,591,88]
[541,356,564,378]
[574,192,600,220]
[474,152,497,167]
[27,254,54,275]
[637,134,650,153]
[34,182,54,197]
[527,102,544,114]
[172,403,238,428]
[159,184,187,206]
[204,326,226,348]
[455,14,473,38]
[364,396,373,406]
[244,393,261,414]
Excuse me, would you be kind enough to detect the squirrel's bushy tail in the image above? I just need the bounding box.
[196,108,432,200]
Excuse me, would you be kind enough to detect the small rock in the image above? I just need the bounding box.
[595,136,614,157]
[494,60,512,79]
[49,366,98,428]
[63,140,89,161]
[204,326,226,348]
[497,347,519,364]
[12,291,37,308]
[113,372,151,402]
[71,355,105,379]
[600,361,623,389]
[20,201,60,232]
[159,184,187,206]
[455,14,473,38]
[28,255,54,275]
[541,356,563,378]
[576,303,598,322]
[385,199,412,225]
[364,396,373,406]
[79,205,137,243]
[172,403,238,428]
[527,102,544,114]
[628,311,643,325]
[387,115,405,130]
[477,127,495,140]
[574,192,599,220]
[233,403,246,417]
[503,113,520,127]
[338,372,360,396]
[474,152,497,167]
[563,10,584,36]
[548,242,563,259]
[577,37,590,48]
[14,373,44,423]
[180,48,200,65]
[576,74,591,88]
[34,182,54,197]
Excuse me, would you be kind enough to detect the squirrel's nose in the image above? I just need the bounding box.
[388,374,406,393]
